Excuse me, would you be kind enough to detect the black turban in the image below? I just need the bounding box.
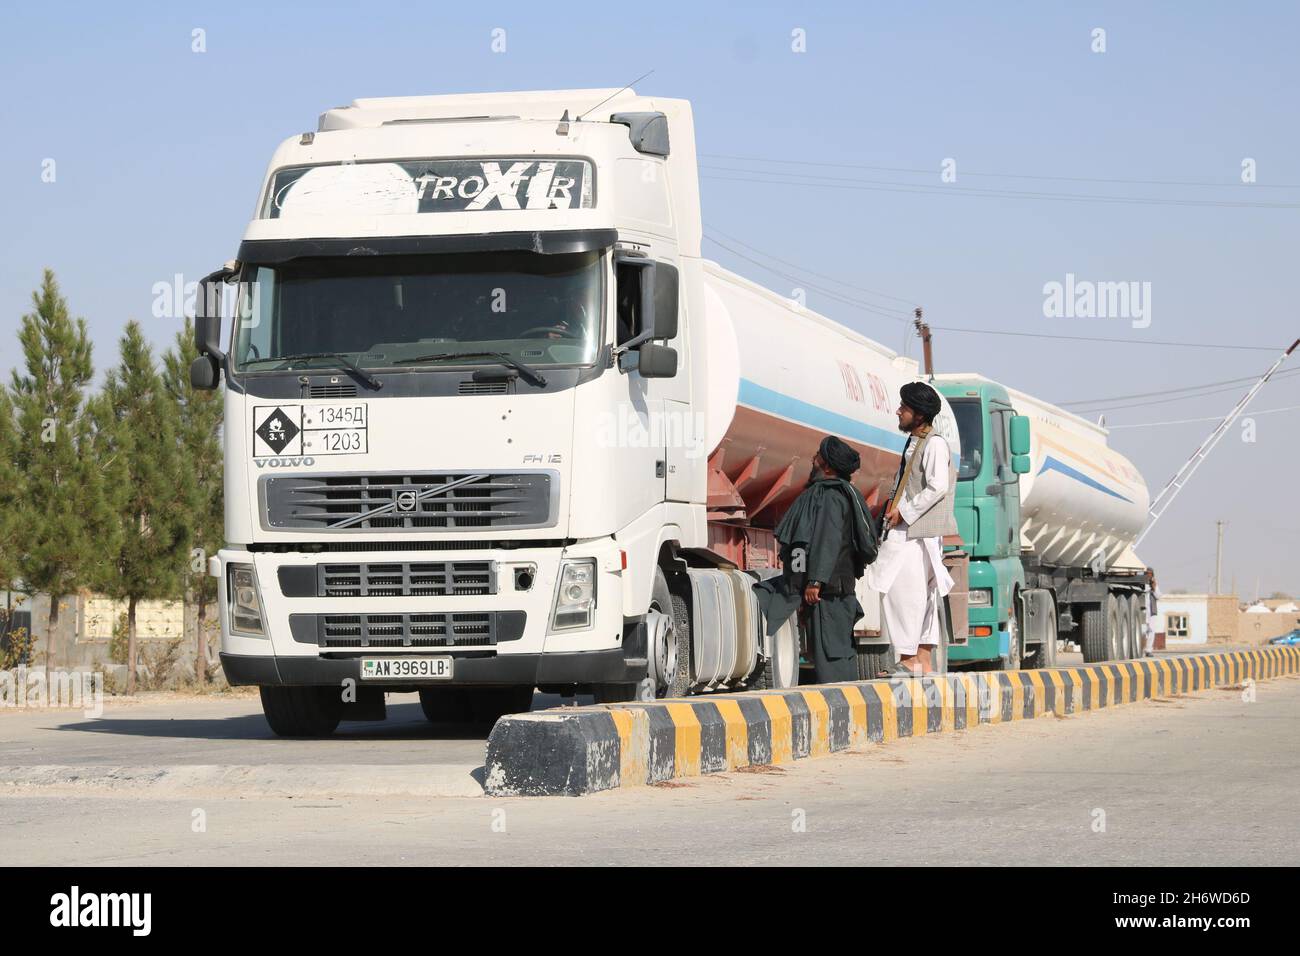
[900,381,942,421]
[818,435,861,477]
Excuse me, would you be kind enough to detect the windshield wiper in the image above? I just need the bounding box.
[406,351,548,388]
[271,352,382,390]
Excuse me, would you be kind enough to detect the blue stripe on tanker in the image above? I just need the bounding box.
[1037,455,1132,503]
[737,379,962,468]
[737,378,907,454]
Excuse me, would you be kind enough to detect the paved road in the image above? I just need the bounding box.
[1,658,1295,865]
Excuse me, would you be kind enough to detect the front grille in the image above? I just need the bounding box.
[320,561,494,597]
[290,611,524,649]
[262,471,554,531]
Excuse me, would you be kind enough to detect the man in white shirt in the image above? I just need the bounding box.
[865,382,956,676]
[1142,568,1160,656]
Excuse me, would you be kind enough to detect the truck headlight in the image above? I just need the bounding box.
[968,588,993,607]
[550,558,596,630]
[227,562,267,637]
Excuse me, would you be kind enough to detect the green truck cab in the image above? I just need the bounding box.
[938,380,1033,668]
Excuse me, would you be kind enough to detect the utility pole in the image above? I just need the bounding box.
[914,308,934,379]
[1214,520,1225,594]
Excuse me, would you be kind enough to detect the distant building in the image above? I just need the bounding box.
[1158,594,1239,645]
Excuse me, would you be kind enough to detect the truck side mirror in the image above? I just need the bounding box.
[652,262,678,340]
[1009,415,1031,456]
[194,266,235,359]
[632,342,678,378]
[190,354,220,390]
[1011,454,1031,475]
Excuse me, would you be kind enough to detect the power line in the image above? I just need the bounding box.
[702,231,1289,365]
[700,152,1300,190]
[700,169,1300,210]
[1106,403,1300,429]
[1059,367,1300,407]
[1075,376,1300,415]
[704,226,918,306]
[702,234,913,322]
[929,325,1282,353]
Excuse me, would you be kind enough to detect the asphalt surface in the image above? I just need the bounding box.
[1,648,1295,865]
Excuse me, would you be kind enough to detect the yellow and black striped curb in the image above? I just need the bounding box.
[484,647,1299,796]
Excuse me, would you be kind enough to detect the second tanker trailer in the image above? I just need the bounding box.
[936,375,1151,668]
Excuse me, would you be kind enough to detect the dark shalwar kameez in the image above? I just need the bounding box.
[754,475,877,684]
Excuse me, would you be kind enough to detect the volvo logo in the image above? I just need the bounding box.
[395,490,418,513]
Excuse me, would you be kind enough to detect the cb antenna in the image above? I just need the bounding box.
[576,69,655,122]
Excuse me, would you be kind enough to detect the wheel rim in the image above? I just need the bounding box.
[1007,617,1020,667]
[1108,600,1121,658]
[645,606,675,695]
[773,623,797,687]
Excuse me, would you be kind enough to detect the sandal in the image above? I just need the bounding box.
[879,662,923,678]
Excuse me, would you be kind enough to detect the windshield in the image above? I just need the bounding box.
[950,398,984,481]
[233,250,602,371]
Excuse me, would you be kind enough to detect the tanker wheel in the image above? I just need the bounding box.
[753,618,800,689]
[1130,593,1148,657]
[1128,593,1145,659]
[1117,595,1135,660]
[855,643,894,681]
[1081,595,1121,663]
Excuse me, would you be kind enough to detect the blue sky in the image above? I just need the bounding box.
[1,0,1297,595]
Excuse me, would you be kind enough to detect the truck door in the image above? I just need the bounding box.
[991,408,1022,554]
[615,252,690,504]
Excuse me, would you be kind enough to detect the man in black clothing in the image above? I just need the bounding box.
[754,436,878,683]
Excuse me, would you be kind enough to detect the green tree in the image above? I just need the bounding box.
[8,270,117,671]
[162,317,224,683]
[99,321,193,694]
[0,390,20,591]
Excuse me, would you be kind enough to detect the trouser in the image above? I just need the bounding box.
[804,592,863,684]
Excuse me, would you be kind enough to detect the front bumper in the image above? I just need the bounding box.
[216,540,630,687]
[221,647,635,687]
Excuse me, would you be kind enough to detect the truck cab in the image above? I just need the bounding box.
[938,380,1033,667]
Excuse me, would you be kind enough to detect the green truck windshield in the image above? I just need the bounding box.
[950,398,984,480]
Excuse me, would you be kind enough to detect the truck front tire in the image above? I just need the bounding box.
[259,685,343,737]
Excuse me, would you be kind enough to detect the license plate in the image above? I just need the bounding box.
[360,657,453,680]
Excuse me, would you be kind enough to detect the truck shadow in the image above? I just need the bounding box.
[47,692,584,743]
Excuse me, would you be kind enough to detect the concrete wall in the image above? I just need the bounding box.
[4,591,220,679]
[1207,596,1240,642]
[1239,610,1300,645]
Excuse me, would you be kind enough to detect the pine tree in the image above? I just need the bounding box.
[162,317,224,683]
[100,321,193,694]
[8,270,117,671]
[0,390,20,591]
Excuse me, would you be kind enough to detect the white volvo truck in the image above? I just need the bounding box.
[192,89,963,736]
